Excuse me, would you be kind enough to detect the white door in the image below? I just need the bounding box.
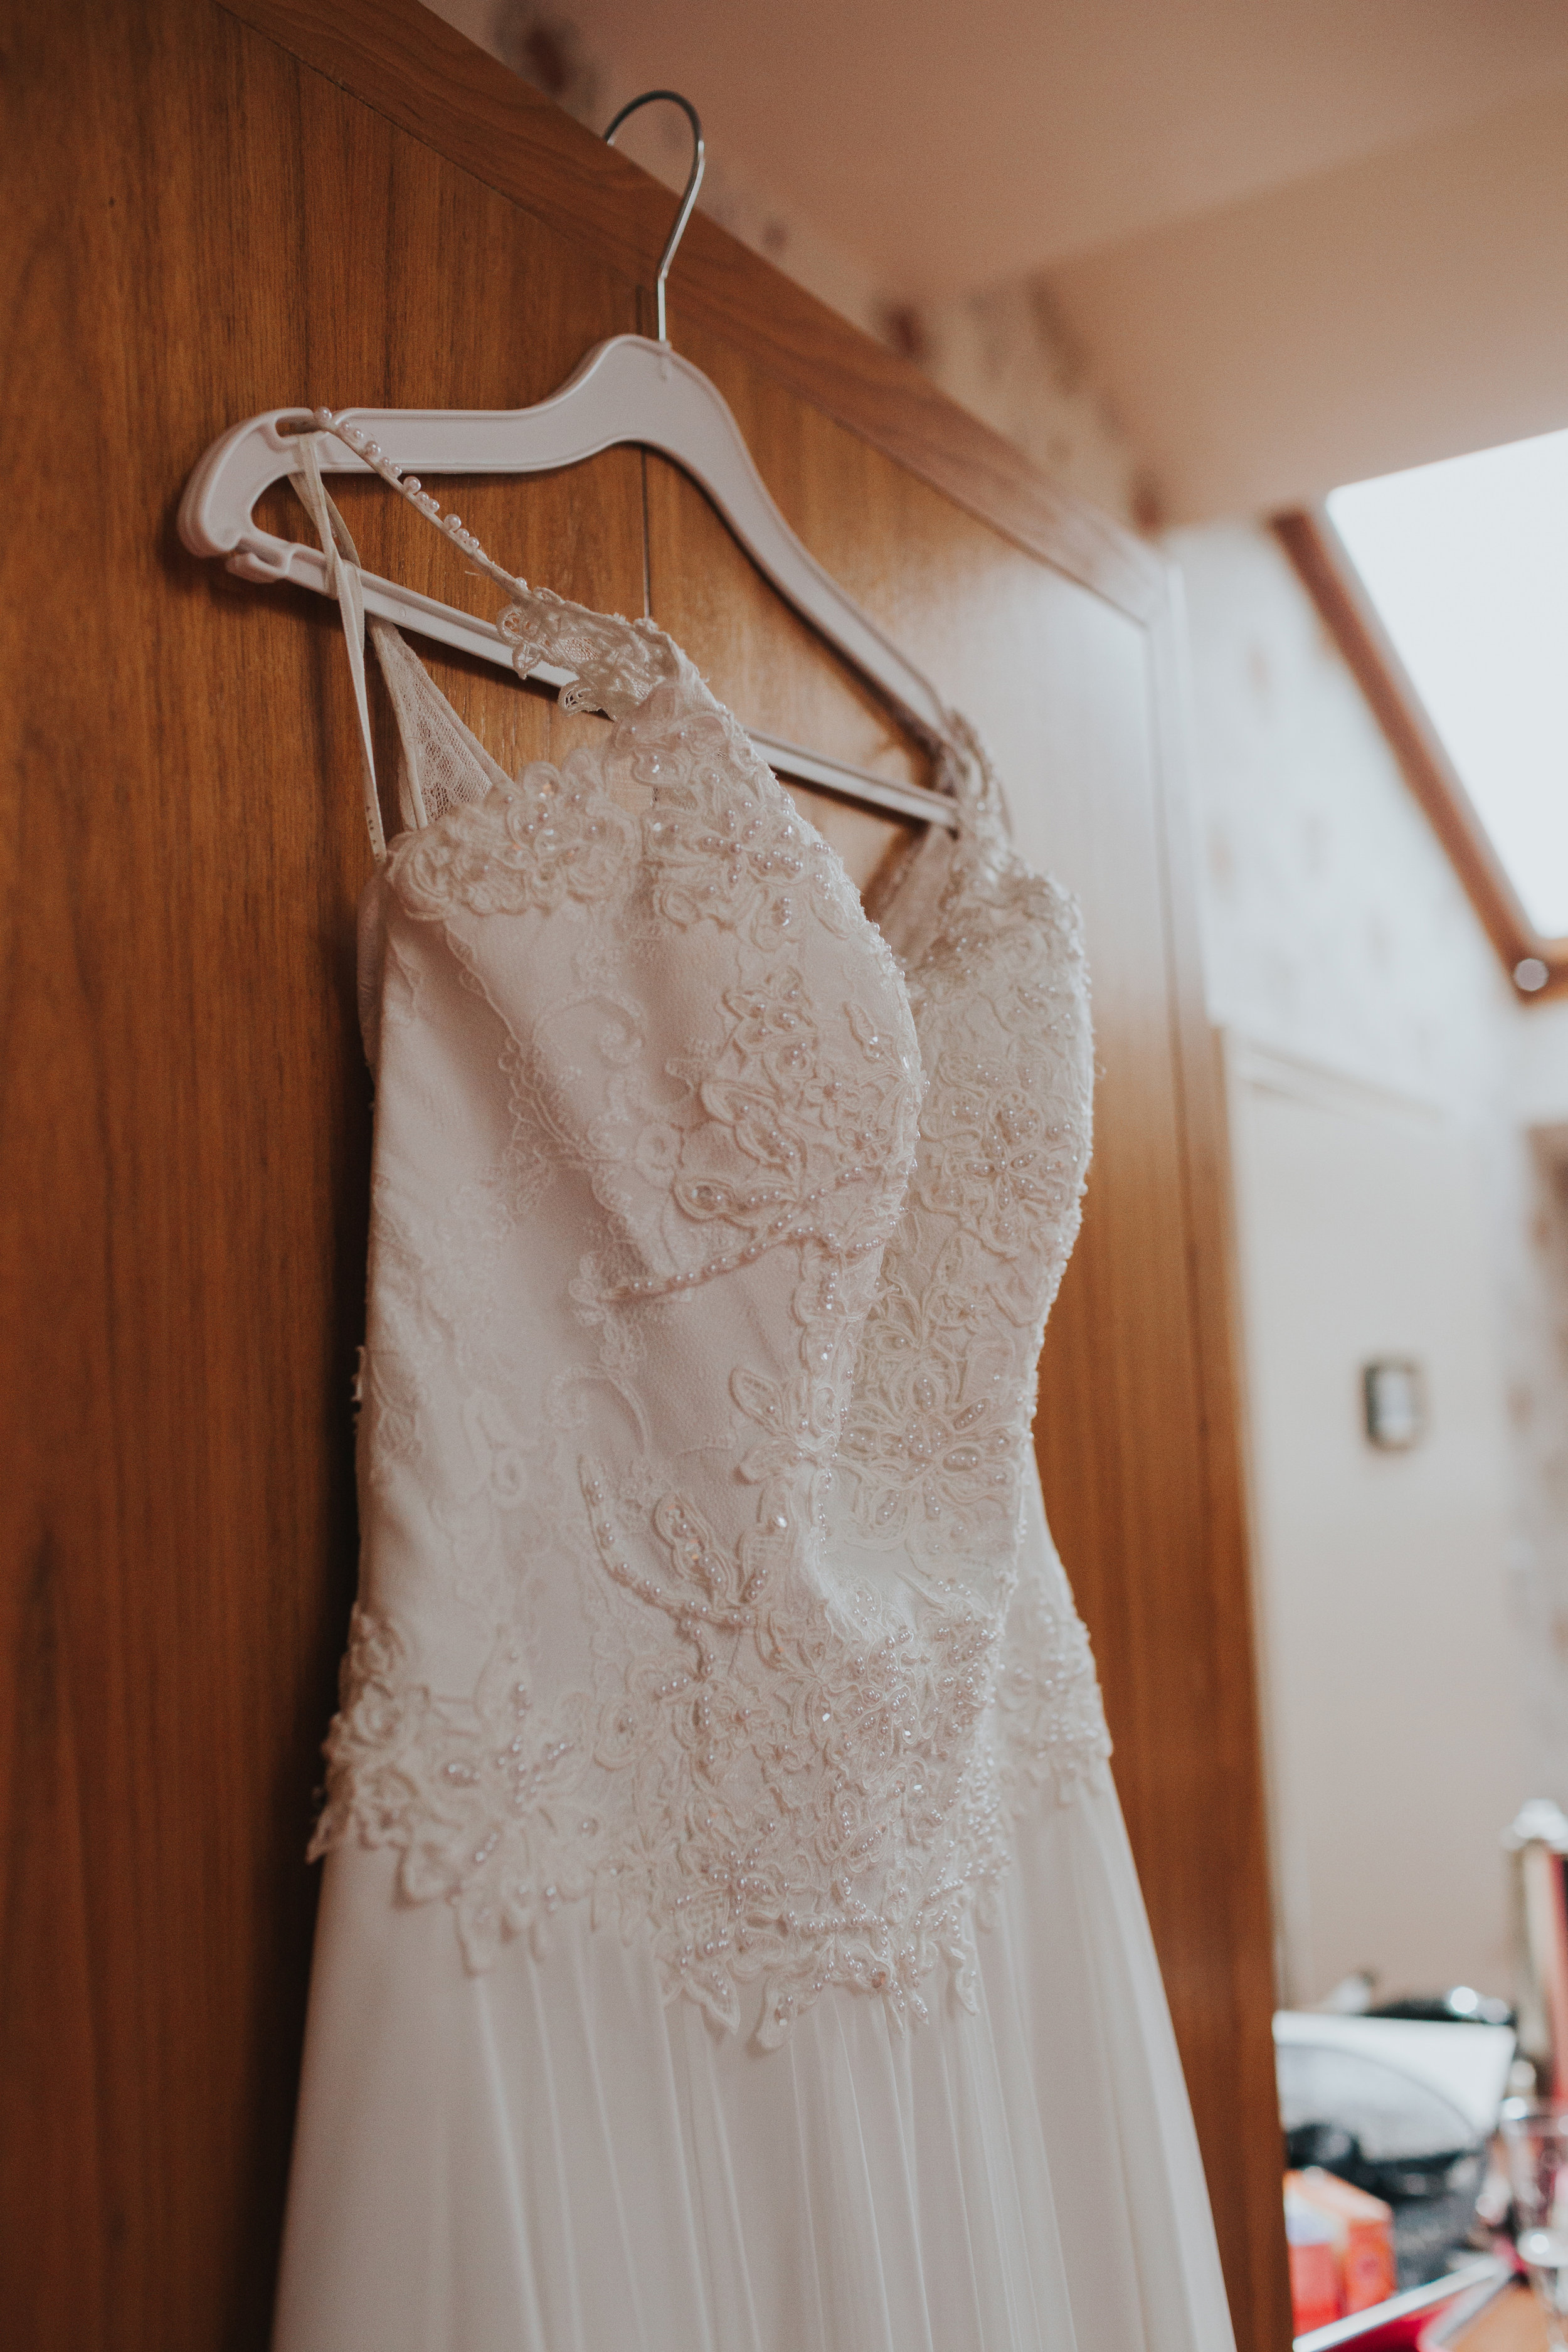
[1228,1039,1523,2006]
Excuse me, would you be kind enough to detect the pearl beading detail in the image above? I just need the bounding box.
[312,410,521,603]
[602,1163,893,1303]
[309,411,669,718]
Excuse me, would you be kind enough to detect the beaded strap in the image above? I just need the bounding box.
[307,412,677,733]
[310,409,533,612]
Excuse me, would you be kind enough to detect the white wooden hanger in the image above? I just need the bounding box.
[177,91,960,832]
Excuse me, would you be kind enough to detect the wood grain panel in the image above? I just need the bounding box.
[215,0,1168,625]
[0,1,644,2342]
[1140,586,1291,2352]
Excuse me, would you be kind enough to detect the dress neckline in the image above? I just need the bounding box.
[368,615,977,981]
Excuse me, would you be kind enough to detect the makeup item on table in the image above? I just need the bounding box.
[1288,2168,1399,2313]
[1286,2185,1342,2335]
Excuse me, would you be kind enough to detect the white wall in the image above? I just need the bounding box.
[1169,523,1520,1102]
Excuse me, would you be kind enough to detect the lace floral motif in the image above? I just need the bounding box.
[389,751,637,919]
[385,665,874,958]
[837,750,1094,1577]
[312,1607,599,1971]
[587,1574,1014,2042]
[637,693,866,957]
[314,585,1111,2042]
[497,590,681,721]
[997,1564,1113,1808]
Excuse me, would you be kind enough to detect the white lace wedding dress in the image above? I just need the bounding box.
[272,452,1237,2352]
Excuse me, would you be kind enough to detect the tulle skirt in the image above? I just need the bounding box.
[273,1780,1236,2351]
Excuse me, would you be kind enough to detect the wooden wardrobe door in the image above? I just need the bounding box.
[1,1,1290,2345]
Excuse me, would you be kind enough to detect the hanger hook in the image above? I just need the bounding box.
[603,89,705,346]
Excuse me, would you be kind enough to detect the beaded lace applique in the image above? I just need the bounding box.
[308,527,1110,2042]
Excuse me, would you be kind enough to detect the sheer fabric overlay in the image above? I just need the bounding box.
[273,548,1236,2352]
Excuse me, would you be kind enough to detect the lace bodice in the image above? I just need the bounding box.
[307,461,1108,2046]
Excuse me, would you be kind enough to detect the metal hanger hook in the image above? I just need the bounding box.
[603,90,705,345]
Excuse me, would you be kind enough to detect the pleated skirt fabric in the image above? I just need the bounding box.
[273,1783,1236,2352]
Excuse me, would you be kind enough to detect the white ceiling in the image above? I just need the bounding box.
[426,0,1568,519]
[1052,76,1568,518]
[480,0,1568,290]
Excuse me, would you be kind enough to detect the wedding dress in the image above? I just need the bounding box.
[272,444,1237,2352]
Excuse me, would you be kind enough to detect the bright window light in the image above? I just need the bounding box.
[1327,430,1568,941]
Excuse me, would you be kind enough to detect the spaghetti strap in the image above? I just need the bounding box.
[292,438,386,860]
[292,419,691,853]
[292,450,513,843]
[305,415,684,723]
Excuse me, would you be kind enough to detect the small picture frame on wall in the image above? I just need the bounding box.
[1362,1358,1426,1451]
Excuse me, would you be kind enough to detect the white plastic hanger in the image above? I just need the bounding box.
[177,91,960,832]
